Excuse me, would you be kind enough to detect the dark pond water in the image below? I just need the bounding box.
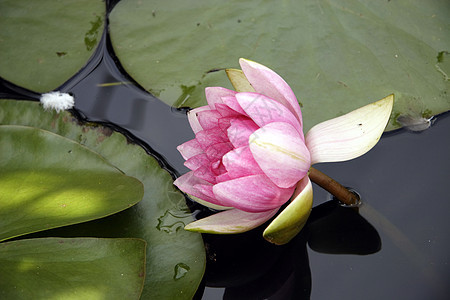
[1,10,448,300]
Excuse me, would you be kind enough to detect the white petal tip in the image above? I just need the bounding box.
[306,94,394,164]
[184,208,278,234]
[40,91,74,112]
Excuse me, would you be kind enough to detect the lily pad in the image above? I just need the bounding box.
[0,0,105,92]
[0,99,205,299]
[0,125,144,241]
[0,238,146,299]
[109,0,449,131]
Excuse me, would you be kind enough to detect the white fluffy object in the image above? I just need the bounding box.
[40,91,74,112]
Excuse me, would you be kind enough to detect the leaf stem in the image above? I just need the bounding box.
[308,167,360,206]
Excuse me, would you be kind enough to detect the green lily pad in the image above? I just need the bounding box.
[0,99,205,299]
[109,0,449,131]
[0,238,146,299]
[0,125,144,241]
[0,0,105,92]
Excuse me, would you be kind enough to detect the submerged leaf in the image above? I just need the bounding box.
[0,238,146,299]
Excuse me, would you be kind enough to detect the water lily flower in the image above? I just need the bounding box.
[174,58,393,245]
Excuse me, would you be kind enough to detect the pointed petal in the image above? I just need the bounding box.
[188,194,232,210]
[227,118,259,148]
[174,171,220,205]
[194,183,216,199]
[306,94,394,164]
[177,139,203,160]
[205,87,237,109]
[205,141,233,161]
[193,166,217,183]
[236,92,303,135]
[211,159,227,176]
[225,68,256,93]
[221,96,247,115]
[239,58,303,125]
[222,146,263,179]
[184,153,209,171]
[216,172,231,183]
[213,174,295,212]
[215,103,243,117]
[196,110,222,130]
[185,208,278,233]
[218,117,233,131]
[249,122,310,189]
[187,106,211,134]
[263,176,313,245]
[195,128,228,150]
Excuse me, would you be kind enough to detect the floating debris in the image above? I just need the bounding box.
[40,91,74,112]
[397,114,434,132]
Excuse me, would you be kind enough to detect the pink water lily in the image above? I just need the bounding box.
[174,58,393,244]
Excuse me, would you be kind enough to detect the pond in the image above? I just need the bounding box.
[68,43,450,299]
[0,1,448,299]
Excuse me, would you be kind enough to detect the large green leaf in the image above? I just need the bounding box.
[0,238,146,299]
[0,125,144,241]
[0,0,105,92]
[109,0,449,131]
[0,99,205,299]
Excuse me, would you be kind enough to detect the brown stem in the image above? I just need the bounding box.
[308,167,360,206]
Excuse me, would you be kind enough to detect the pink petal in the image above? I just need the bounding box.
[227,118,259,148]
[221,96,247,115]
[194,183,216,200]
[184,208,279,234]
[174,171,220,205]
[263,176,313,245]
[196,110,222,130]
[213,174,295,212]
[249,122,310,189]
[194,165,217,183]
[305,94,394,164]
[222,146,263,179]
[215,103,242,117]
[205,141,233,161]
[195,128,228,150]
[239,58,303,126]
[210,160,226,175]
[216,172,231,183]
[177,139,203,160]
[235,92,303,137]
[205,87,237,109]
[187,106,210,134]
[218,116,232,131]
[184,153,209,171]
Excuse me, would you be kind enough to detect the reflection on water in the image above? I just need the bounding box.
[200,114,450,299]
[199,200,380,299]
